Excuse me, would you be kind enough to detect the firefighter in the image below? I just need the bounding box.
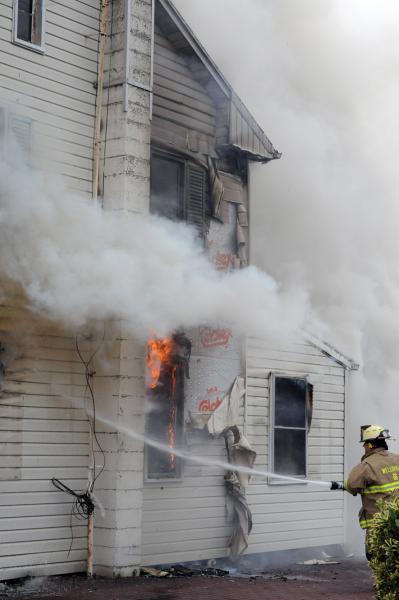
[331,425,399,559]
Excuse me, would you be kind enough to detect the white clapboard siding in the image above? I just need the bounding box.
[141,427,237,565]
[0,304,90,581]
[152,26,217,152]
[244,337,346,555]
[0,0,99,194]
[142,332,347,566]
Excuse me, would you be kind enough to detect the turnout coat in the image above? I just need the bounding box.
[345,447,399,529]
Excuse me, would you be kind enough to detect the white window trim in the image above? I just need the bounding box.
[13,0,46,54]
[268,372,309,485]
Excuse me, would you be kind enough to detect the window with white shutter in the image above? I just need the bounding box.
[0,105,32,158]
[9,115,31,156]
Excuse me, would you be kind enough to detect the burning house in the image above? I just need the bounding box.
[0,0,358,581]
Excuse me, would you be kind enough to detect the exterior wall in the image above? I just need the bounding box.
[0,0,99,580]
[152,25,217,153]
[0,297,90,580]
[245,337,345,554]
[0,0,99,194]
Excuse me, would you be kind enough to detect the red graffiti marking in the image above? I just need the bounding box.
[198,385,223,413]
[200,327,232,349]
[199,398,222,413]
[213,251,234,271]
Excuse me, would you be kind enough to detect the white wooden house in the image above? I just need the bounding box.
[0,0,358,581]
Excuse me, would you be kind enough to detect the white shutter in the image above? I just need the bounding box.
[9,114,32,156]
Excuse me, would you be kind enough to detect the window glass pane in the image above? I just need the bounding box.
[275,377,306,428]
[274,428,306,476]
[150,155,183,221]
[17,0,33,42]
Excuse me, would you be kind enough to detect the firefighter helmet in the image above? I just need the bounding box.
[359,425,391,443]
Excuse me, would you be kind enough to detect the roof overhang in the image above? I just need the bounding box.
[157,0,281,163]
[304,331,360,371]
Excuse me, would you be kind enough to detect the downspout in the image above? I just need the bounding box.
[149,0,155,119]
[93,0,110,199]
[123,0,130,112]
[88,0,110,577]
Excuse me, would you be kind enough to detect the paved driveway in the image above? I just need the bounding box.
[0,560,374,600]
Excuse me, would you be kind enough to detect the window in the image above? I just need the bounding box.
[145,334,191,481]
[270,375,313,481]
[150,151,208,237]
[14,0,45,51]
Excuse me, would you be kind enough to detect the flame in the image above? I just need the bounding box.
[146,336,174,389]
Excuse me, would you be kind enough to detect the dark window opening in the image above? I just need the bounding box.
[150,151,208,238]
[145,334,191,480]
[15,0,44,47]
[272,376,312,478]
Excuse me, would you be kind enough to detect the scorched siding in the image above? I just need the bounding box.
[0,0,99,195]
[245,338,345,554]
[0,301,90,580]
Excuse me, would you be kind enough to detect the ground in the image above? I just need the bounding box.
[0,559,374,600]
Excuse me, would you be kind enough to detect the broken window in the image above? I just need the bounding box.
[150,150,208,238]
[145,334,191,480]
[270,375,313,480]
[14,0,45,50]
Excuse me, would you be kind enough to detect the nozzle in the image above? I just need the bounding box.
[330,481,343,490]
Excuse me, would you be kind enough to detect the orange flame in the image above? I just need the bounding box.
[146,336,174,389]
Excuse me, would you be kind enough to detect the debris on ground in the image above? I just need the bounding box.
[298,559,341,565]
[140,564,229,578]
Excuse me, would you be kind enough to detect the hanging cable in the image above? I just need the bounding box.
[75,328,106,488]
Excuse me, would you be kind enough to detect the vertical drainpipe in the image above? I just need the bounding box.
[93,0,110,199]
[123,0,131,112]
[150,0,155,119]
[88,0,110,577]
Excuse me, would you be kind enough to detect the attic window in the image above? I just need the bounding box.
[269,375,313,482]
[14,0,45,51]
[150,151,208,238]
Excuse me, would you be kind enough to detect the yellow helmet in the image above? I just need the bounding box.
[360,425,391,443]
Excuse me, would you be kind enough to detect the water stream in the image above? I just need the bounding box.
[90,408,332,488]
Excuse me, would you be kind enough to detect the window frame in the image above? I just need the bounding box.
[150,147,208,239]
[13,0,46,54]
[268,373,309,485]
[144,365,185,484]
[144,342,186,485]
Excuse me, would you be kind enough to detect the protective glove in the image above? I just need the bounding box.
[330,481,344,490]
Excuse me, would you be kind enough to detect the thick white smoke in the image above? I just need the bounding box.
[0,153,309,342]
[173,0,399,552]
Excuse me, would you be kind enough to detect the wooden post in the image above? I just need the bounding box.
[87,512,94,577]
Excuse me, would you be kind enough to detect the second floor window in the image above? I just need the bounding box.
[14,0,45,50]
[150,151,208,238]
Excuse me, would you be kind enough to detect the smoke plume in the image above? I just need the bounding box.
[173,0,399,552]
[0,153,309,342]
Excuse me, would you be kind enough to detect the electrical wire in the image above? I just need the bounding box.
[51,477,95,558]
[75,327,106,488]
